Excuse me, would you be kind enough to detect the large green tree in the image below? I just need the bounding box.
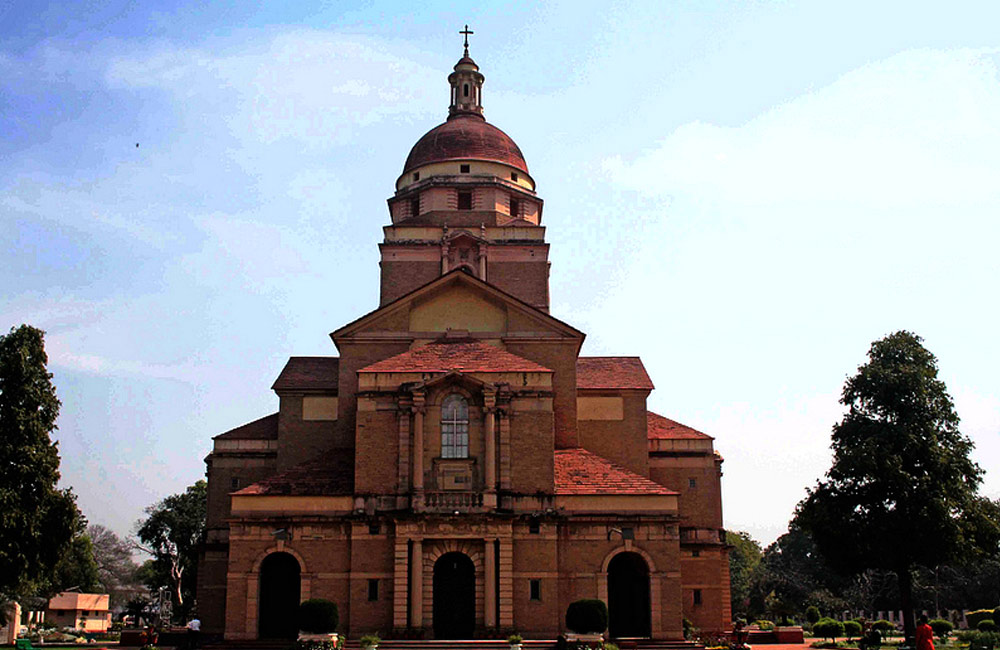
[135,480,207,620]
[0,325,80,622]
[727,530,763,620]
[796,331,1000,641]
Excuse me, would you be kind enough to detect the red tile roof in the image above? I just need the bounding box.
[234,450,354,496]
[577,357,654,391]
[272,357,339,392]
[214,413,279,440]
[554,448,676,496]
[359,340,551,374]
[647,412,713,440]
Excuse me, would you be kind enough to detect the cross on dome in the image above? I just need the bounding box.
[459,24,474,56]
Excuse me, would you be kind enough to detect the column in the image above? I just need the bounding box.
[397,399,411,495]
[410,539,424,629]
[393,536,409,629]
[484,391,497,508]
[412,392,425,511]
[498,537,514,627]
[484,538,497,628]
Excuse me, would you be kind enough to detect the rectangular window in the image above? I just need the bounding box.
[528,520,540,534]
[509,198,520,217]
[230,477,241,490]
[413,172,420,181]
[688,477,697,489]
[368,579,379,601]
[691,549,700,558]
[460,164,470,173]
[457,191,473,210]
[693,589,702,605]
[529,579,541,601]
[410,197,420,216]
[511,172,518,181]
[368,522,381,535]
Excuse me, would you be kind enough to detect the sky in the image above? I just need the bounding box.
[3,0,999,548]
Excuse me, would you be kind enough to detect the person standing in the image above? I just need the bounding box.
[186,616,201,650]
[916,615,935,650]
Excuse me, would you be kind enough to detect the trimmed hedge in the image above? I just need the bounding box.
[844,620,862,639]
[929,619,953,638]
[566,599,609,634]
[969,611,996,630]
[298,599,339,633]
[872,620,895,634]
[806,607,821,624]
[979,621,998,632]
[754,620,775,631]
[813,618,845,641]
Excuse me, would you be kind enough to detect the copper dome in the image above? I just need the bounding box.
[402,115,529,175]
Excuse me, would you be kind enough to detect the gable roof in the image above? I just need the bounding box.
[234,450,354,496]
[577,357,654,390]
[272,357,339,392]
[647,411,713,440]
[214,413,279,440]
[331,268,585,344]
[554,448,676,496]
[359,339,551,374]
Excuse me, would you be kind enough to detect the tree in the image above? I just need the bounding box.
[0,325,80,623]
[49,531,101,594]
[89,524,141,607]
[727,530,763,619]
[135,480,207,620]
[796,331,1000,641]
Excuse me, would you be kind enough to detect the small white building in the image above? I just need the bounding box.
[46,592,112,632]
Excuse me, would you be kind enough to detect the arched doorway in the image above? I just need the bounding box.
[608,552,651,638]
[258,552,301,639]
[433,552,476,638]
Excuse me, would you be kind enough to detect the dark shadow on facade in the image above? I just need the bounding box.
[258,552,301,639]
[433,552,476,639]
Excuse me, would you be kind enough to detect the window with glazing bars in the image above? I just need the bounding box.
[441,394,469,458]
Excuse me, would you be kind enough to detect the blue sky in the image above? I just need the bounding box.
[3,0,999,546]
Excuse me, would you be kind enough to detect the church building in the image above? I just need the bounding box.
[198,39,730,642]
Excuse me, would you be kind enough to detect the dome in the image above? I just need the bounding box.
[402,114,529,175]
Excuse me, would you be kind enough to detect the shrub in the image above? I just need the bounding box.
[806,607,821,624]
[682,618,696,640]
[929,620,953,638]
[980,621,998,632]
[843,621,862,639]
[508,635,523,645]
[969,611,997,630]
[360,634,380,649]
[566,599,608,634]
[813,618,845,641]
[298,599,339,634]
[872,620,894,634]
[958,629,1000,650]
[754,620,775,631]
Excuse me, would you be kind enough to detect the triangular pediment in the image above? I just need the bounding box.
[331,269,584,346]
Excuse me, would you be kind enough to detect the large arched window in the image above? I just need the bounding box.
[441,394,469,459]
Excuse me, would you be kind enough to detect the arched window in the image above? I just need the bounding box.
[441,394,469,459]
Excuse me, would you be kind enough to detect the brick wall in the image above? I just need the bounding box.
[577,390,650,477]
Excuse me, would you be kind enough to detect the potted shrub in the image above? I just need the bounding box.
[360,634,380,650]
[298,599,339,644]
[508,633,523,650]
[565,599,608,644]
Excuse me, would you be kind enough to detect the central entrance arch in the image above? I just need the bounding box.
[608,552,651,638]
[258,552,301,640]
[433,552,476,638]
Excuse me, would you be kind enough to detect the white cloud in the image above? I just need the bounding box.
[104,30,443,148]
[603,48,1000,209]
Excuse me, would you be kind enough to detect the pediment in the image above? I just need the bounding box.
[331,269,584,345]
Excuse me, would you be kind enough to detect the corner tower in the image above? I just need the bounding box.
[380,45,550,312]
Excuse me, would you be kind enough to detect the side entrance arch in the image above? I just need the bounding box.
[258,552,301,639]
[432,552,476,638]
[608,551,651,638]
